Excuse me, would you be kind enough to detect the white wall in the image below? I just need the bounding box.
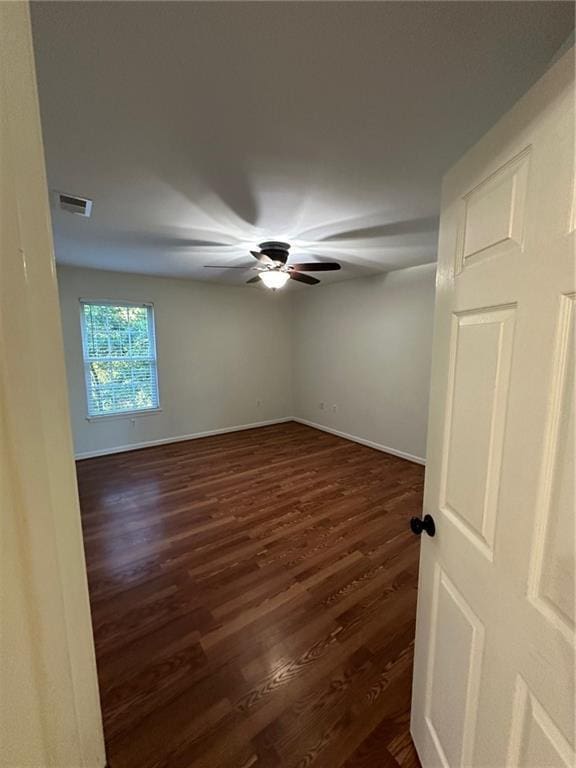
[292,264,436,463]
[58,263,436,462]
[58,266,293,457]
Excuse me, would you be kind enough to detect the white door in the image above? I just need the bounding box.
[411,48,575,768]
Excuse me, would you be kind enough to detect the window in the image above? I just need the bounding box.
[80,300,160,418]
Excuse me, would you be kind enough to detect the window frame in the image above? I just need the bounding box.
[79,298,161,421]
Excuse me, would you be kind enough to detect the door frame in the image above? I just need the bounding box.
[0,3,105,766]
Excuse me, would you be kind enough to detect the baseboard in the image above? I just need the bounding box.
[75,417,293,460]
[294,417,426,466]
[75,416,427,465]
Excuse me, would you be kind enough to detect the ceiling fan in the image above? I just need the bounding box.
[204,241,341,289]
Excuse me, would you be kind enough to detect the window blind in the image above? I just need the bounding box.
[80,300,160,417]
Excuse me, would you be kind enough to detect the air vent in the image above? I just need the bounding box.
[58,192,93,217]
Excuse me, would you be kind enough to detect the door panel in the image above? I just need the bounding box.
[508,676,574,768]
[528,293,575,639]
[425,566,485,768]
[457,147,530,271]
[411,48,575,768]
[441,306,516,560]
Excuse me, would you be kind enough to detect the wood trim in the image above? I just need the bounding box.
[0,2,105,765]
[75,417,294,459]
[294,418,427,466]
[76,417,427,464]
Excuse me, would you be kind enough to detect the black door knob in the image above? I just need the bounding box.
[410,514,436,537]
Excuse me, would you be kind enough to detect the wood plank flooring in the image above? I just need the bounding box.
[77,422,424,768]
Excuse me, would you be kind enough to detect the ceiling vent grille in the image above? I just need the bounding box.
[58,193,93,217]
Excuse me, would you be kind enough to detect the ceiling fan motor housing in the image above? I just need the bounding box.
[259,241,290,265]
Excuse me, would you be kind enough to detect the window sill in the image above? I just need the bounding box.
[85,407,162,423]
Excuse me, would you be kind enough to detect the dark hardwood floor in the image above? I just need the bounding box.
[77,421,424,768]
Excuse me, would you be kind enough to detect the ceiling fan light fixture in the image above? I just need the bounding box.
[260,270,290,289]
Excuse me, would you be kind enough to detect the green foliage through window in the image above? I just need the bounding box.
[81,301,159,417]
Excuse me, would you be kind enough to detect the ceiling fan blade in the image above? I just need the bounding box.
[246,275,262,284]
[251,251,274,266]
[290,272,320,286]
[290,262,341,272]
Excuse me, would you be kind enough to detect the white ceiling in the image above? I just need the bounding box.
[31,2,574,287]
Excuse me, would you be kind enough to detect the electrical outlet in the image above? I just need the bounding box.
[331,404,338,412]
[319,401,325,410]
